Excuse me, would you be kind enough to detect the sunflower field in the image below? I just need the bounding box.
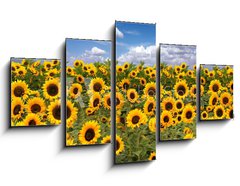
[160,62,196,140]
[115,61,156,164]
[66,59,111,146]
[11,58,61,127]
[200,65,233,120]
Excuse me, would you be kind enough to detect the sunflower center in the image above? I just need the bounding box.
[13,105,21,115]
[107,98,111,106]
[132,116,140,124]
[90,70,94,74]
[12,66,16,71]
[230,110,233,118]
[151,156,156,160]
[93,83,102,92]
[223,97,229,104]
[78,77,82,82]
[177,85,186,96]
[47,84,59,96]
[53,105,61,120]
[193,88,196,94]
[212,98,217,105]
[29,119,36,126]
[14,86,24,97]
[31,104,41,113]
[50,72,54,77]
[102,117,107,122]
[216,108,223,117]
[73,88,78,94]
[47,64,51,68]
[148,103,154,112]
[203,113,207,118]
[176,102,182,109]
[116,140,120,151]
[163,116,169,123]
[165,102,173,110]
[186,111,193,119]
[120,117,125,124]
[141,80,145,84]
[67,106,71,119]
[148,87,156,96]
[19,70,23,75]
[93,98,100,107]
[116,98,120,105]
[85,129,95,141]
[212,84,219,92]
[177,116,181,121]
[231,84,233,90]
[130,93,135,99]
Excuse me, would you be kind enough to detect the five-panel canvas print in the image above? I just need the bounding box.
[9,20,234,164]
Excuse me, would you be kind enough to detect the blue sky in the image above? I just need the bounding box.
[202,64,233,70]
[160,44,196,68]
[116,21,156,66]
[66,39,111,66]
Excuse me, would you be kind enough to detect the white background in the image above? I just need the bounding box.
[0,0,239,186]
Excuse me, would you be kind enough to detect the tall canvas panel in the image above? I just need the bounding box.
[65,39,111,146]
[160,44,196,140]
[200,64,233,120]
[11,58,61,127]
[115,21,156,164]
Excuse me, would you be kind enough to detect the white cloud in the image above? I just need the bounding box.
[117,45,156,66]
[116,27,124,38]
[88,47,106,55]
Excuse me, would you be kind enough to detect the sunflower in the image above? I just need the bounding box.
[66,100,78,124]
[139,78,146,86]
[86,107,95,116]
[190,85,197,98]
[220,92,232,107]
[209,79,221,93]
[11,97,24,119]
[115,135,124,155]
[123,62,130,69]
[16,67,27,77]
[144,82,156,97]
[103,92,111,110]
[174,80,189,99]
[149,117,156,132]
[87,66,97,76]
[74,59,83,67]
[160,110,173,128]
[175,99,184,111]
[182,105,196,124]
[43,78,60,100]
[44,61,52,70]
[52,59,60,66]
[177,115,182,123]
[26,97,46,114]
[227,68,233,76]
[214,105,225,119]
[21,59,29,66]
[66,66,74,75]
[116,92,124,110]
[101,135,111,144]
[47,100,61,125]
[226,106,233,119]
[130,70,138,78]
[174,65,181,74]
[150,71,156,79]
[201,111,208,120]
[119,78,130,91]
[209,92,218,106]
[69,83,82,99]
[89,92,101,109]
[148,152,156,160]
[47,69,58,78]
[23,113,42,126]
[181,62,187,69]
[206,105,213,112]
[127,89,139,103]
[117,65,124,73]
[201,77,206,85]
[89,77,106,93]
[208,71,215,78]
[177,72,185,80]
[11,80,29,100]
[161,97,175,112]
[204,68,209,75]
[76,75,84,84]
[200,85,204,96]
[144,97,156,116]
[78,120,101,145]
[126,109,148,128]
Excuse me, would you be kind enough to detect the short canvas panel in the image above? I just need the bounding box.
[115,21,156,164]
[65,39,111,146]
[200,64,233,120]
[11,58,61,127]
[160,44,197,141]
